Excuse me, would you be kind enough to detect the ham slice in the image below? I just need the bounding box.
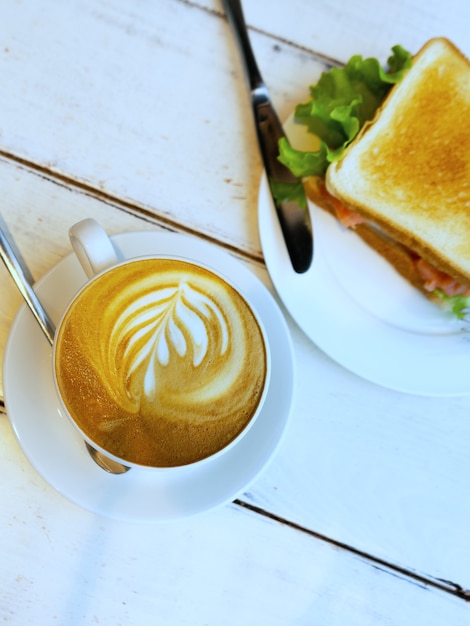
[415,258,470,297]
[329,195,366,228]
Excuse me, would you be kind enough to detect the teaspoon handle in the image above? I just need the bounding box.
[0,218,55,346]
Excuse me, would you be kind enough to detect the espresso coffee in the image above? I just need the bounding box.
[54,258,268,467]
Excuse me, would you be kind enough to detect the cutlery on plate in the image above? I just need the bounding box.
[221,0,313,273]
[0,215,130,474]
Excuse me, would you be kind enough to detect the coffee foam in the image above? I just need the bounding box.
[55,258,268,467]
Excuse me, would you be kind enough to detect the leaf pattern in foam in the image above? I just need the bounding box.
[110,281,229,404]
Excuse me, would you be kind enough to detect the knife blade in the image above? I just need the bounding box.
[222,0,313,273]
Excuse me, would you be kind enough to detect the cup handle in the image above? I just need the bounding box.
[69,218,119,278]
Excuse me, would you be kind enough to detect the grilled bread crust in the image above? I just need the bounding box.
[325,37,470,290]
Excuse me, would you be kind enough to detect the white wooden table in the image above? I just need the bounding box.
[1,1,469,623]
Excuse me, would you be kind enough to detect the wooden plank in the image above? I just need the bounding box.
[0,0,326,258]
[207,0,470,60]
[0,422,468,625]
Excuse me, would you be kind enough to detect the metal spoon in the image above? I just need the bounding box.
[0,215,130,474]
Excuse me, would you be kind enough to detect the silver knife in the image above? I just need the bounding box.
[222,0,313,273]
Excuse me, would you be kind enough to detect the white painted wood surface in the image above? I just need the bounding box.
[1,0,470,623]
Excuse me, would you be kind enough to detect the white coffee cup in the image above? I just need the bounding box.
[52,219,271,471]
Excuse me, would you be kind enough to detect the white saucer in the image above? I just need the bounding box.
[258,116,470,397]
[3,231,294,522]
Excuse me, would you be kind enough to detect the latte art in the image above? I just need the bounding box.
[114,281,230,407]
[55,258,268,467]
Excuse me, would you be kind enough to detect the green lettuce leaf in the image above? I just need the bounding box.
[278,45,412,178]
[434,290,470,320]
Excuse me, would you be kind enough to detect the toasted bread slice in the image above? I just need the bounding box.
[325,37,470,289]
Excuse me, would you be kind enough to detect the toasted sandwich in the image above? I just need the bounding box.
[282,38,470,318]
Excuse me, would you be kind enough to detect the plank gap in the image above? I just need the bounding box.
[234,499,470,602]
[186,0,344,68]
[0,150,265,267]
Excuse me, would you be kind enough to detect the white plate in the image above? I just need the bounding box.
[258,119,470,396]
[3,231,294,522]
